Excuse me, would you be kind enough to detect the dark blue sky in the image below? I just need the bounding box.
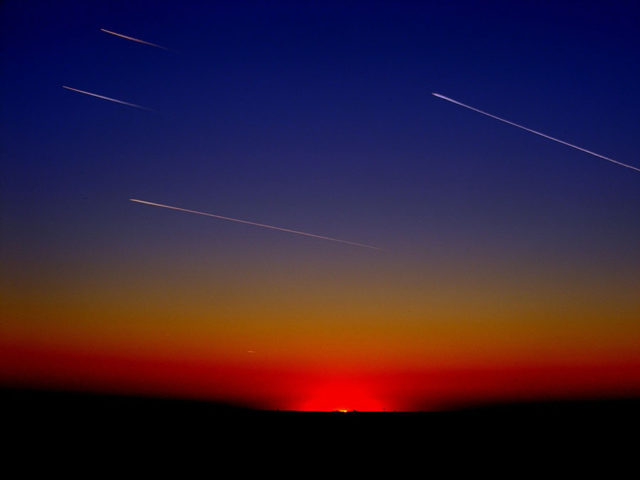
[2,0,640,336]
[3,1,639,262]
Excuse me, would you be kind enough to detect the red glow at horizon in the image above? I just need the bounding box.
[296,381,386,412]
[2,338,640,412]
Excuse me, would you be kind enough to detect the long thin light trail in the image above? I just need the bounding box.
[130,199,381,250]
[432,93,640,174]
[100,28,169,51]
[62,86,153,111]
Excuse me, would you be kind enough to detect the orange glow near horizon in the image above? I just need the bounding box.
[2,333,640,412]
[2,239,640,411]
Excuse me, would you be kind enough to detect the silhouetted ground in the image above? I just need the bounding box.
[5,387,637,466]
[3,386,639,435]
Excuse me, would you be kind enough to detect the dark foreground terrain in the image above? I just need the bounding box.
[4,387,637,467]
[3,387,639,435]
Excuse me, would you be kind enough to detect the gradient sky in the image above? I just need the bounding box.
[1,0,639,411]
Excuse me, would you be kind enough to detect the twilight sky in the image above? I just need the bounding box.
[1,0,639,411]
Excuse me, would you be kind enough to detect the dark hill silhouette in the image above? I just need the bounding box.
[3,386,639,434]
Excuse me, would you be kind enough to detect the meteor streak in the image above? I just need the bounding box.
[100,28,169,50]
[62,86,153,111]
[432,93,640,174]
[129,199,381,250]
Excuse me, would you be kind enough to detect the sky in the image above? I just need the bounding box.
[1,0,639,411]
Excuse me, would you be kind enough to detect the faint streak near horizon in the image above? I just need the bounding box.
[432,93,640,174]
[62,86,153,111]
[100,28,170,51]
[129,199,382,250]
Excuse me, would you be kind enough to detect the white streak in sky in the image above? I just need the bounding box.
[129,199,381,250]
[432,93,640,174]
[100,28,170,51]
[62,86,153,111]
